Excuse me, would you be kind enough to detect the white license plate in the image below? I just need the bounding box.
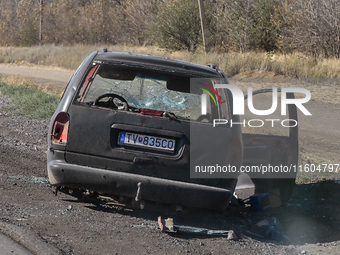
[119,132,175,151]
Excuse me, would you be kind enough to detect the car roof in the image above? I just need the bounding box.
[93,51,222,78]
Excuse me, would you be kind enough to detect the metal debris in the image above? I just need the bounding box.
[157,216,237,238]
[227,230,239,241]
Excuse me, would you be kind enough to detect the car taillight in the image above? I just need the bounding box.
[51,112,70,145]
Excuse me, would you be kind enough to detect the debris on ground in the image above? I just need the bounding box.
[248,217,290,242]
[158,216,238,239]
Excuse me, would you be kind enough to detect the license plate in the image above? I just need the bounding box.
[118,132,175,151]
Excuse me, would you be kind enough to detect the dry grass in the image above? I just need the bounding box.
[0,75,63,96]
[1,75,35,87]
[1,45,340,78]
[269,53,340,78]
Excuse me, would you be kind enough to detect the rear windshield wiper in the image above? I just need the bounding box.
[162,111,179,120]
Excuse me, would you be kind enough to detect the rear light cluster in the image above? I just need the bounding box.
[51,112,70,145]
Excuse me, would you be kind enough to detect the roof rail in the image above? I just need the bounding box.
[206,63,217,69]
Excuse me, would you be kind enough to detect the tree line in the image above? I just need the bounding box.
[0,0,340,58]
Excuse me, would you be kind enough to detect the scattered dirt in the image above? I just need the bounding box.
[0,66,340,254]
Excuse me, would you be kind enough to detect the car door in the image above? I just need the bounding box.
[240,90,298,204]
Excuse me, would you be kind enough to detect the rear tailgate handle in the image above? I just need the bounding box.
[133,157,154,165]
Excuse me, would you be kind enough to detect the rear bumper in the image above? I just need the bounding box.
[47,159,232,210]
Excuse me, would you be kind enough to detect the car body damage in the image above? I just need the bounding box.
[47,49,298,211]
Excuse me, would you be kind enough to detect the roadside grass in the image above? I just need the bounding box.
[0,79,60,119]
[1,75,64,96]
[1,45,340,78]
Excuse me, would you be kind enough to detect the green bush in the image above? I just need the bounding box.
[15,20,38,47]
[150,0,202,52]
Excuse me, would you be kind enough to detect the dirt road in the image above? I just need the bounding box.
[0,64,74,95]
[0,64,73,85]
[0,65,340,254]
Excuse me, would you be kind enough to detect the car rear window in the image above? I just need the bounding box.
[75,64,229,122]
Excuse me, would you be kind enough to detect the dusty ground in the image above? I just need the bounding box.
[0,66,340,254]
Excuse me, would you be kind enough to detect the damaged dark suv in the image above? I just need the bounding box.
[47,49,298,211]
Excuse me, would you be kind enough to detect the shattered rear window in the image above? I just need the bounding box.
[75,64,221,121]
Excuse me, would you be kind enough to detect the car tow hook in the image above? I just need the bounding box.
[135,182,142,202]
